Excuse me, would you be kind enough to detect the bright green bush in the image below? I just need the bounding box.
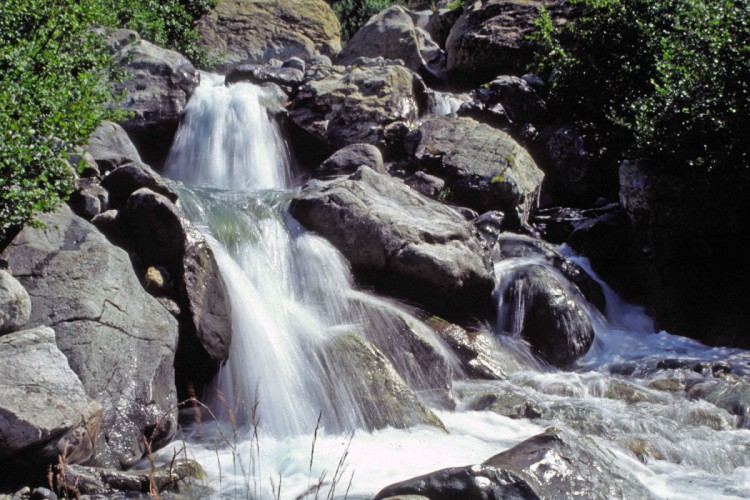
[533,0,750,176]
[328,0,404,42]
[0,0,123,240]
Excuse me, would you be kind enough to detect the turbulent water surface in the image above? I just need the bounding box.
[153,73,750,499]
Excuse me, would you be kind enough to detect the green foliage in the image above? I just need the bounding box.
[0,0,123,239]
[327,0,404,42]
[532,0,750,176]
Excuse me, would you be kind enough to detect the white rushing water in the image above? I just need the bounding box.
[155,74,750,499]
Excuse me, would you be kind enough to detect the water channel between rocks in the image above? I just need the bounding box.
[151,73,750,499]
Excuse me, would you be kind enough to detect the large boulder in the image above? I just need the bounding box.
[316,143,386,177]
[0,206,178,468]
[289,167,495,321]
[497,264,594,367]
[100,162,179,210]
[407,116,544,227]
[0,270,31,334]
[0,327,102,475]
[288,63,428,158]
[374,428,654,499]
[110,30,200,168]
[446,0,573,84]
[196,0,341,69]
[119,188,232,394]
[319,332,444,431]
[337,6,446,80]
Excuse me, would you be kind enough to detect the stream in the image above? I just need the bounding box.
[152,73,750,499]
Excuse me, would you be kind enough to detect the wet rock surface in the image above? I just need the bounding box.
[289,166,495,321]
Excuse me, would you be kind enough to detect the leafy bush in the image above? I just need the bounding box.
[0,0,123,240]
[328,0,404,42]
[532,0,750,177]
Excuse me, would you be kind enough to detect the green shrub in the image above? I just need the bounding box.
[532,0,750,177]
[328,0,404,42]
[0,0,123,240]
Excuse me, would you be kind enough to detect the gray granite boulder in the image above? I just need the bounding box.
[289,166,495,321]
[289,64,428,157]
[0,327,102,469]
[338,6,446,80]
[0,270,31,334]
[317,143,386,177]
[84,121,142,174]
[407,116,544,227]
[0,206,178,468]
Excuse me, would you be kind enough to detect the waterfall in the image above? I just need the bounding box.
[167,74,457,436]
[157,74,750,499]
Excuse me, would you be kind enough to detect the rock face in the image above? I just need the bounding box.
[498,265,594,367]
[337,6,446,79]
[446,0,572,83]
[289,63,428,157]
[0,270,31,334]
[407,116,544,227]
[319,332,444,431]
[374,428,653,499]
[197,0,341,69]
[289,167,495,321]
[110,30,200,167]
[0,206,178,468]
[0,327,102,470]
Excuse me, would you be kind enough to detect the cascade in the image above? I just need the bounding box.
[158,73,750,499]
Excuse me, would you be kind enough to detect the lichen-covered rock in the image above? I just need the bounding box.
[0,327,102,470]
[0,206,177,468]
[289,64,428,157]
[407,116,544,227]
[289,166,495,321]
[0,270,31,334]
[197,0,341,69]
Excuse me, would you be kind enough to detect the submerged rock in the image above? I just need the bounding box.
[498,265,594,367]
[1,206,178,468]
[196,0,341,69]
[0,327,102,472]
[407,116,544,227]
[375,427,653,499]
[319,332,444,431]
[289,166,495,321]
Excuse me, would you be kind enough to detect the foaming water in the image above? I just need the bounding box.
[157,75,750,498]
